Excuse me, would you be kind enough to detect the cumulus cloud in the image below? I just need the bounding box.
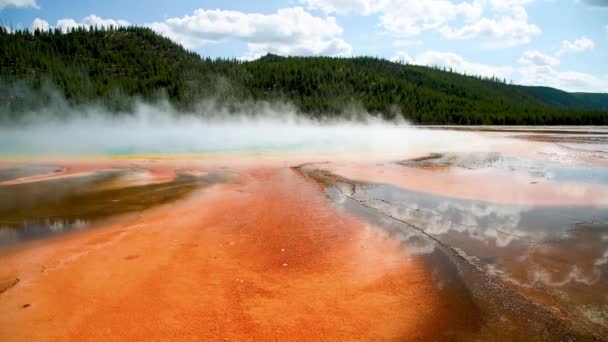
[392,48,607,92]
[517,49,608,92]
[515,37,606,92]
[393,50,515,79]
[439,16,541,47]
[30,15,130,32]
[31,17,49,31]
[555,36,595,56]
[437,0,540,46]
[300,0,382,15]
[147,7,352,59]
[0,0,37,10]
[300,0,539,47]
[518,64,608,92]
[514,46,608,92]
[519,50,560,66]
[390,51,413,64]
[56,15,130,31]
[380,0,483,37]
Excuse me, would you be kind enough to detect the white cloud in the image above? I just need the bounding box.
[518,64,608,92]
[380,0,483,37]
[390,51,413,64]
[489,0,534,14]
[299,0,382,15]
[439,16,541,47]
[300,0,539,47]
[31,17,49,31]
[147,7,352,59]
[391,48,608,92]
[28,15,129,33]
[55,15,130,31]
[393,50,515,78]
[519,50,559,66]
[556,36,595,56]
[438,0,540,47]
[0,0,37,10]
[517,48,608,92]
[515,37,606,91]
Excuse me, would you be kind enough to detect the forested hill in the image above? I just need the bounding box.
[1,26,607,125]
[520,86,608,111]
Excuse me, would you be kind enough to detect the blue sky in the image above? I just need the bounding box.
[1,0,607,92]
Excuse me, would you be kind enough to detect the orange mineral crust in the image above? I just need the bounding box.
[0,166,474,341]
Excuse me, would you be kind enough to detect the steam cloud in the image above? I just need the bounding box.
[0,98,491,157]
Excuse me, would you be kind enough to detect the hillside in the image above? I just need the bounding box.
[521,86,608,111]
[1,26,607,125]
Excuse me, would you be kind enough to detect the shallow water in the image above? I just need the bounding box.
[341,181,607,321]
[298,134,608,339]
[0,168,237,246]
[0,164,62,182]
[400,151,608,184]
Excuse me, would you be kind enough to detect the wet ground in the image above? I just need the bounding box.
[0,164,63,182]
[301,167,608,339]
[0,166,238,246]
[1,126,608,340]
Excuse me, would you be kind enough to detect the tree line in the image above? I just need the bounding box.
[1,26,607,125]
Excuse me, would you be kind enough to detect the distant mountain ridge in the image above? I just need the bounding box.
[1,26,606,125]
[521,86,608,111]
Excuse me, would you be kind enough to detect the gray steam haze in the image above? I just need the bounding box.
[0,98,492,157]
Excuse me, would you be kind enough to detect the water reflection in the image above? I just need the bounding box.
[0,164,62,182]
[400,151,608,185]
[0,219,89,246]
[356,183,607,283]
[324,175,608,330]
[0,169,238,246]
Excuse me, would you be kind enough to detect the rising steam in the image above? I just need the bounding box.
[0,98,495,157]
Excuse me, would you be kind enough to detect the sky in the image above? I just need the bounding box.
[1,0,607,93]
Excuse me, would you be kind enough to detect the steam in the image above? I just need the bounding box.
[0,98,491,157]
